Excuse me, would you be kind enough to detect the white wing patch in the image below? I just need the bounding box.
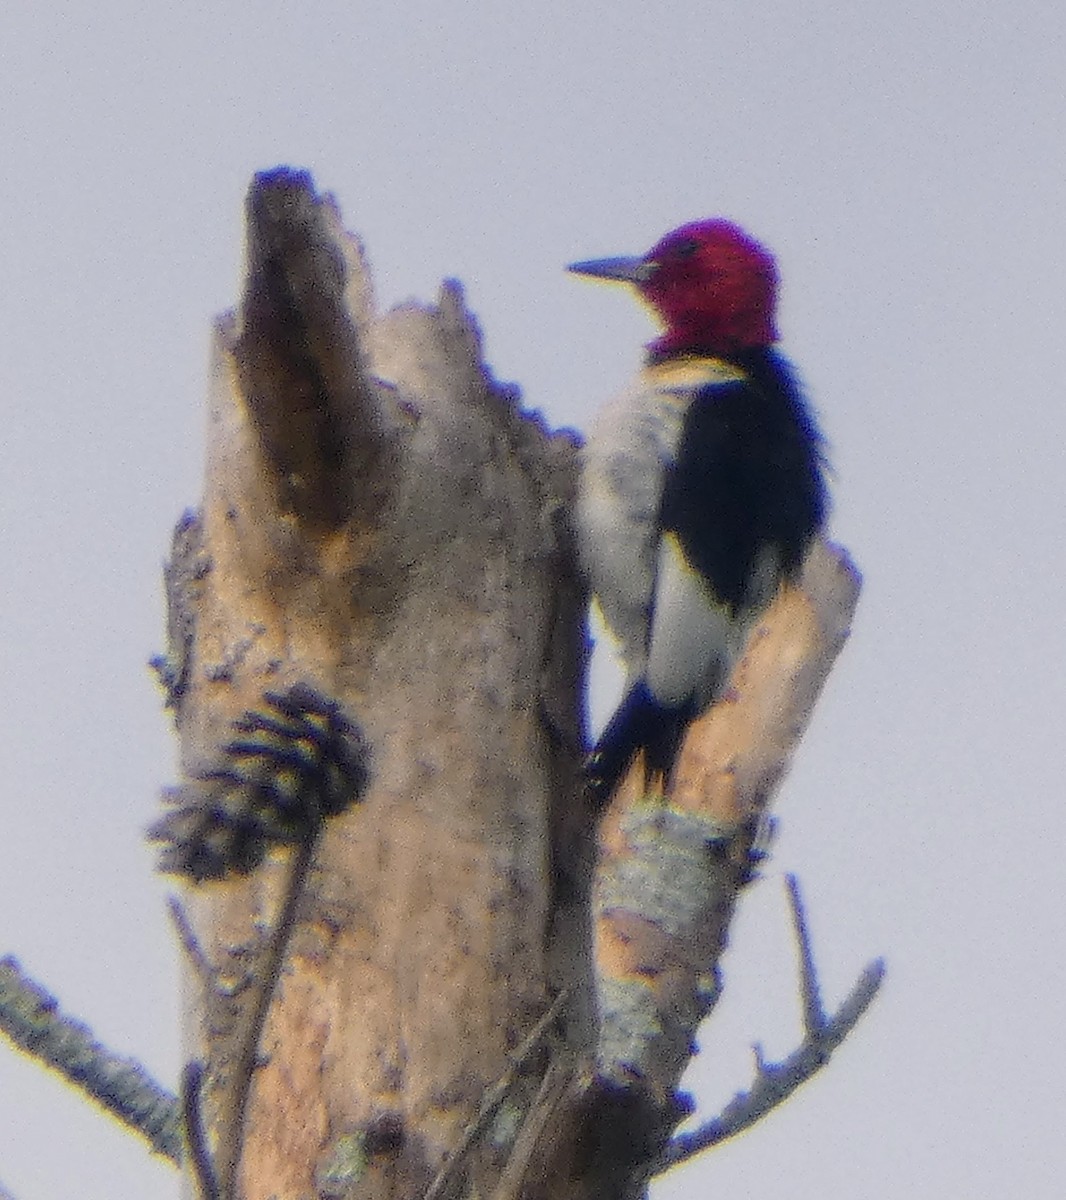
[644,533,735,708]
[644,536,784,710]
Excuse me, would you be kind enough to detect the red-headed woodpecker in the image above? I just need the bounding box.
[570,219,827,805]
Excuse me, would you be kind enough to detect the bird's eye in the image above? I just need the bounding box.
[672,239,699,259]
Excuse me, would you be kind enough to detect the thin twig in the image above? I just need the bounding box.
[0,956,182,1162]
[489,1056,582,1200]
[168,896,214,986]
[422,987,572,1200]
[655,877,885,1173]
[786,873,826,1030]
[182,1061,221,1200]
[214,834,318,1200]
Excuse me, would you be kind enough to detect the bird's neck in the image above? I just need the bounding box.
[640,354,749,392]
[646,319,775,359]
[646,305,776,361]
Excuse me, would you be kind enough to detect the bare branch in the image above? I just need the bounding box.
[655,877,885,1173]
[0,956,182,1162]
[182,1062,221,1200]
[168,897,214,987]
[214,833,318,1200]
[787,872,827,1031]
[593,542,863,1115]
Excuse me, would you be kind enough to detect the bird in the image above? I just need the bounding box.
[569,218,828,806]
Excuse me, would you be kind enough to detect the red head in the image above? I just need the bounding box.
[568,219,779,359]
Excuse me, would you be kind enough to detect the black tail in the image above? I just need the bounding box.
[585,681,691,808]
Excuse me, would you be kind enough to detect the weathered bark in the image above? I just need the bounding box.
[159,169,591,1200]
[155,168,862,1200]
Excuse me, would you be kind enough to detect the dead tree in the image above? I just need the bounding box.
[0,168,878,1200]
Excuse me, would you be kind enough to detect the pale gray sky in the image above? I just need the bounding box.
[1,2,1064,1197]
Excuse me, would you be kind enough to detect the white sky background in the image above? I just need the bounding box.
[1,1,1064,1196]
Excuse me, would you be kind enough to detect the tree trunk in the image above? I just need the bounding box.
[154,168,861,1200]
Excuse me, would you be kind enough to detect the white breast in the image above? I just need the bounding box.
[576,358,746,686]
